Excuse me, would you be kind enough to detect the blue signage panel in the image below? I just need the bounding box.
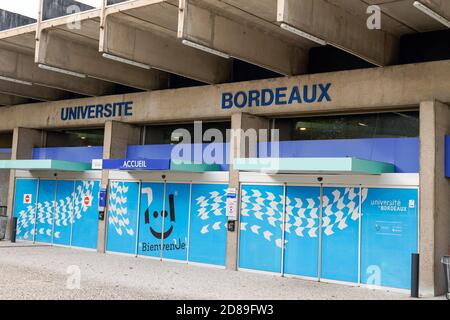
[361,188,419,289]
[239,185,284,273]
[321,187,361,283]
[284,186,321,278]
[161,183,190,261]
[106,181,139,254]
[102,159,170,171]
[14,179,38,241]
[71,180,100,249]
[53,180,75,246]
[138,182,165,258]
[35,180,57,244]
[189,184,228,266]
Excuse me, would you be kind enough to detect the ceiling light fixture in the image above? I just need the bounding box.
[280,23,327,46]
[38,64,87,78]
[413,1,450,28]
[102,53,151,70]
[182,39,231,59]
[0,75,33,86]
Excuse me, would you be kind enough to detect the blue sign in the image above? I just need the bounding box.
[222,83,331,110]
[283,186,321,278]
[14,179,38,241]
[361,188,419,289]
[53,180,75,246]
[320,187,361,283]
[102,159,170,171]
[35,180,57,244]
[71,180,100,250]
[239,184,284,273]
[61,101,133,121]
[189,184,228,266]
[446,135,450,178]
[106,181,140,254]
[138,183,166,258]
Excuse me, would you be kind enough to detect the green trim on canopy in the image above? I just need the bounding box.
[234,158,395,175]
[170,161,222,173]
[0,160,92,172]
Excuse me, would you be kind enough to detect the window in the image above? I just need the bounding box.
[46,129,104,147]
[145,122,230,145]
[274,112,419,141]
[0,132,12,148]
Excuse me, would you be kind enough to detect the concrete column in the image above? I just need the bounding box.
[5,127,45,239]
[226,112,270,270]
[419,100,450,297]
[97,121,140,253]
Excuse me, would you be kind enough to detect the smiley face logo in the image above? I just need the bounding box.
[145,194,176,240]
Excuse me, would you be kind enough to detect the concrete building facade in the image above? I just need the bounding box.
[0,0,449,298]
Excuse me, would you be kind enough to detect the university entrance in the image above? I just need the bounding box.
[237,174,419,291]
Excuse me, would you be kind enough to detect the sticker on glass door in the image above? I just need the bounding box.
[239,185,284,273]
[320,187,361,283]
[283,186,321,278]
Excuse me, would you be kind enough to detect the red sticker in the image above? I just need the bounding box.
[24,194,32,204]
[83,196,91,206]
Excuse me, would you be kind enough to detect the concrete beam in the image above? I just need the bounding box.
[0,79,68,101]
[0,94,31,106]
[419,100,450,297]
[0,46,115,96]
[101,16,231,84]
[277,0,399,66]
[97,121,141,253]
[178,0,307,75]
[36,29,168,91]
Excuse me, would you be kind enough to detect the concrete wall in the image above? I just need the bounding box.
[419,100,450,297]
[1,60,450,132]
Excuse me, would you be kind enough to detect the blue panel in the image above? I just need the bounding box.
[0,148,11,154]
[161,183,190,261]
[321,187,360,283]
[361,188,419,289]
[102,159,170,171]
[261,138,419,173]
[127,144,230,171]
[189,184,228,266]
[239,185,284,273]
[446,136,450,178]
[137,183,165,258]
[53,180,75,246]
[71,180,100,249]
[14,179,38,241]
[35,180,56,244]
[106,181,139,254]
[284,186,321,278]
[32,147,103,163]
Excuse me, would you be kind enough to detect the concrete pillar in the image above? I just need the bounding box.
[97,121,140,253]
[419,100,450,297]
[226,112,270,270]
[5,127,45,239]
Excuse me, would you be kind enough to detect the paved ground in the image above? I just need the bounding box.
[0,241,439,300]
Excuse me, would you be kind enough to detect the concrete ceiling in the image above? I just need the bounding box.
[0,0,448,107]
